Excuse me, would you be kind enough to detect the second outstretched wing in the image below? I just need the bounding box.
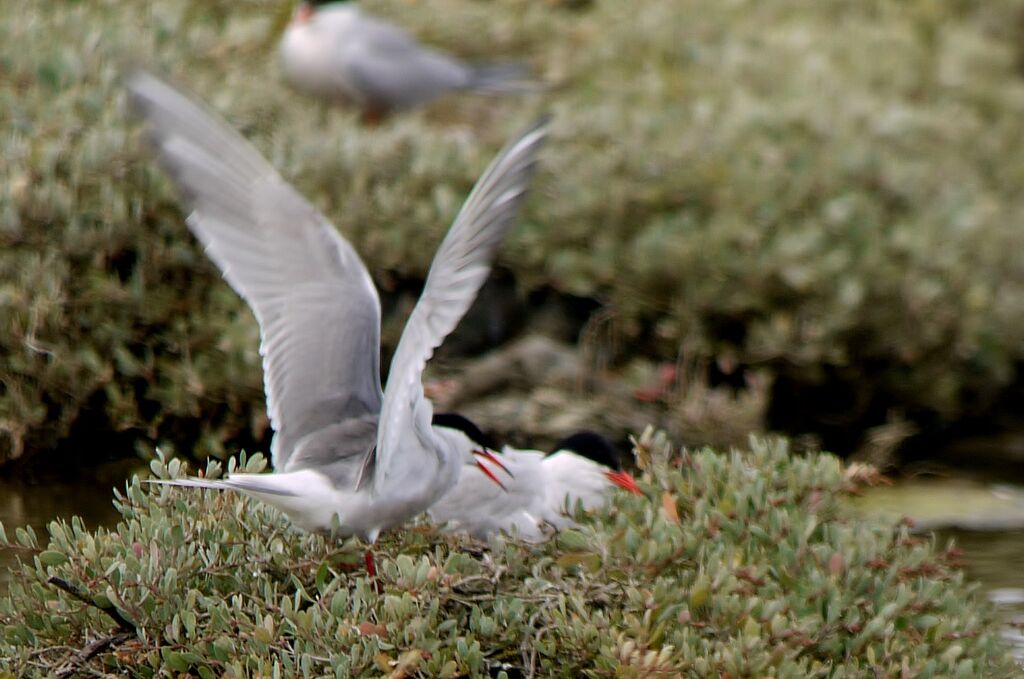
[372,117,550,495]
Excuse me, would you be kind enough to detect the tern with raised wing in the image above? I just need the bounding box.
[128,72,548,547]
[428,421,643,542]
[280,1,537,121]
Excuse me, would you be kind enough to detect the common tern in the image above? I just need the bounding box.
[128,72,548,546]
[428,421,643,542]
[280,1,536,120]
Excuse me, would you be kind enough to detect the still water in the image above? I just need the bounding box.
[2,470,1024,661]
[0,461,136,590]
[935,527,1024,662]
[850,478,1024,664]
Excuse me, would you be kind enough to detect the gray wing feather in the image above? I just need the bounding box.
[346,44,471,109]
[128,72,383,472]
[343,13,471,109]
[372,117,550,495]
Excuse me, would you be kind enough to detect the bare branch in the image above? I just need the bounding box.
[46,576,137,634]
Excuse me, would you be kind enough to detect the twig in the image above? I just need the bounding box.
[2,543,42,553]
[26,645,77,660]
[527,623,554,679]
[446,593,551,606]
[55,632,132,679]
[449,575,494,593]
[269,644,331,664]
[47,576,136,634]
[521,611,542,679]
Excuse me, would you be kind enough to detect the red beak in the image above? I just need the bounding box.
[605,469,643,495]
[474,449,514,478]
[295,3,315,23]
[474,459,508,492]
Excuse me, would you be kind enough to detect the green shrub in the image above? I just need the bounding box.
[5,0,1024,463]
[0,434,1013,676]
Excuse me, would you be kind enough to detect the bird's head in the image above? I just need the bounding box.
[432,412,510,489]
[549,432,642,495]
[432,412,498,451]
[294,0,353,23]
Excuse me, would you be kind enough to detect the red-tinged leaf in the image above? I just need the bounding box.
[633,387,663,402]
[829,552,843,577]
[358,622,387,637]
[662,491,680,524]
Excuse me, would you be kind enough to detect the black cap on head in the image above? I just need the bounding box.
[432,412,499,449]
[549,431,621,470]
[304,0,351,7]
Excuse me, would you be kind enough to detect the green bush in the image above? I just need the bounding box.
[0,434,1014,676]
[5,0,1024,463]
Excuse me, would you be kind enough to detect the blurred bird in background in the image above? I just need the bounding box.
[280,0,539,122]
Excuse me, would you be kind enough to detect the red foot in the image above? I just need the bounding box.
[365,549,384,594]
[361,107,387,126]
[364,550,376,578]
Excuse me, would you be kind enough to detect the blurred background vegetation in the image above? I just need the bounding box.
[4,0,1024,470]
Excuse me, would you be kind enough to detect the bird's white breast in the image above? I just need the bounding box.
[430,445,550,541]
[280,6,365,103]
[540,453,612,518]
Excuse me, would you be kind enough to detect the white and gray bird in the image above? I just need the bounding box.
[427,419,643,542]
[280,0,536,121]
[128,72,548,546]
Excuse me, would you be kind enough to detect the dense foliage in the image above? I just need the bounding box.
[0,433,1013,676]
[5,0,1024,464]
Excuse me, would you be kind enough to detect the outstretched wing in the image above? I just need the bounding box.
[372,117,550,494]
[128,72,383,471]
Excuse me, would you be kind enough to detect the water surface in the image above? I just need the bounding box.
[937,528,1024,663]
[853,478,1024,664]
[0,461,136,589]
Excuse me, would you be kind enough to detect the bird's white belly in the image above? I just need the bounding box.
[280,23,364,104]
